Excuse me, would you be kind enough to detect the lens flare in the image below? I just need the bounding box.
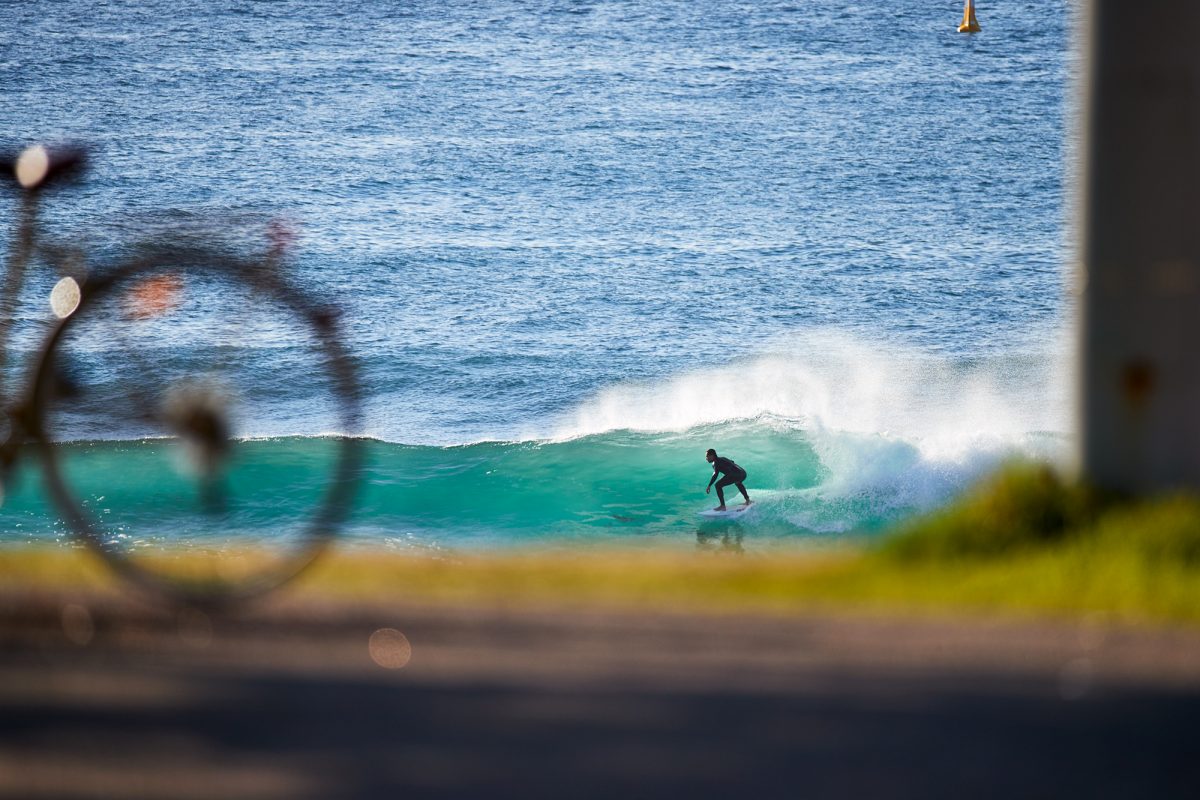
[15,145,50,189]
[61,604,95,646]
[125,274,183,319]
[368,628,412,669]
[50,276,81,318]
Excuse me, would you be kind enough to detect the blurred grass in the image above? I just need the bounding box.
[4,464,1200,624]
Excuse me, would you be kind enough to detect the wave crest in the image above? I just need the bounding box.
[551,329,1071,457]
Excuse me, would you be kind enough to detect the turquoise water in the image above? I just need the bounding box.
[0,1,1073,552]
[5,425,826,550]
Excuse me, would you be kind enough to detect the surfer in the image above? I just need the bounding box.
[705,448,751,511]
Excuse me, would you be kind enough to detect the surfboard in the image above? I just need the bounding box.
[698,505,753,519]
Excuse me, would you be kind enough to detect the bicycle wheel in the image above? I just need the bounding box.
[26,244,364,607]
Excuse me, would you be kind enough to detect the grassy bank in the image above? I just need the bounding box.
[3,465,1200,623]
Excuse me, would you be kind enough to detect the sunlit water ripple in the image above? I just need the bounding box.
[0,0,1073,550]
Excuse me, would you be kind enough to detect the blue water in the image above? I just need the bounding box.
[0,1,1073,553]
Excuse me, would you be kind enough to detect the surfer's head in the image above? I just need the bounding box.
[705,448,717,463]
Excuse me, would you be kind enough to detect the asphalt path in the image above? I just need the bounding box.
[1,593,1198,799]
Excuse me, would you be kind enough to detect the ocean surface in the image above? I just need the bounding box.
[0,0,1073,554]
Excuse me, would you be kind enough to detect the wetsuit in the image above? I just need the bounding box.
[707,456,748,506]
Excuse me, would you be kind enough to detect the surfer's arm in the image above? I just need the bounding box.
[707,468,718,489]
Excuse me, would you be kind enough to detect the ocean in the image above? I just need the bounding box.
[0,0,1072,554]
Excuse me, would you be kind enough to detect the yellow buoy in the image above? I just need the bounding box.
[958,0,981,33]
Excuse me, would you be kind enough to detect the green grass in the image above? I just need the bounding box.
[4,464,1200,624]
[870,464,1200,621]
[882,465,1105,560]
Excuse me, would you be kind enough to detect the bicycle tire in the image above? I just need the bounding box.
[26,244,364,607]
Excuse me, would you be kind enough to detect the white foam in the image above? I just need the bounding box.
[553,329,1070,448]
[551,328,1073,525]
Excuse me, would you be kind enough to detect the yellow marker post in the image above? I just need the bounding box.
[958,0,981,33]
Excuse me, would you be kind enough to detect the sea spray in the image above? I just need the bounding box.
[550,330,1070,450]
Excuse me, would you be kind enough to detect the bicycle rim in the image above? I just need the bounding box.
[28,246,364,607]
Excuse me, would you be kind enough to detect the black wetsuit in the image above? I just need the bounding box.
[707,456,748,506]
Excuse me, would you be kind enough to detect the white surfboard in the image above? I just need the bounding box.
[698,505,753,519]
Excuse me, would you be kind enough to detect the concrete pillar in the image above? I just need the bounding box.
[1080,1,1200,491]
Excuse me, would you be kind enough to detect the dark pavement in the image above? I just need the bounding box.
[1,594,1198,798]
